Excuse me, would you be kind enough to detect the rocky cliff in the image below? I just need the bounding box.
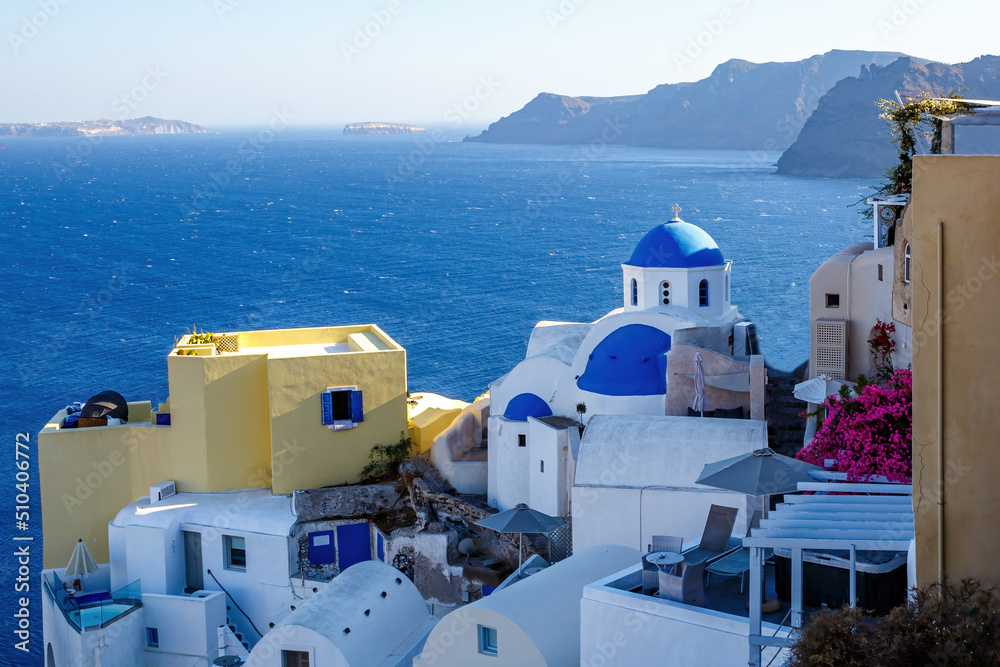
[466,50,906,150]
[344,122,427,135]
[0,116,212,137]
[776,55,1000,178]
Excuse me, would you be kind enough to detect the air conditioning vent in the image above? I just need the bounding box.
[150,480,177,503]
[815,319,848,379]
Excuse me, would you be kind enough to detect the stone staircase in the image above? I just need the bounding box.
[219,622,251,662]
[227,605,251,652]
[765,362,809,457]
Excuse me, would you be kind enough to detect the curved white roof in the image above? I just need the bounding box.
[111,488,295,536]
[420,545,638,665]
[271,560,432,664]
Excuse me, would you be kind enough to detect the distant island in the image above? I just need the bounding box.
[344,122,426,135]
[0,116,212,137]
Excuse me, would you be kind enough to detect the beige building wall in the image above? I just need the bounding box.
[808,243,901,381]
[911,155,1000,588]
[893,205,914,327]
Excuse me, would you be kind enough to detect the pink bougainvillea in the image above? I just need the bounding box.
[796,369,912,482]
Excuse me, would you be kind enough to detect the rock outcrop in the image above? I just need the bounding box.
[466,50,906,150]
[776,55,1000,178]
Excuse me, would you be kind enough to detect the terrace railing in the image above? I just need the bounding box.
[44,573,142,631]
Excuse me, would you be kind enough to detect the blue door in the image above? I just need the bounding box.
[337,523,372,571]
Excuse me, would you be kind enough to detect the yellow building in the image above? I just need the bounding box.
[909,155,1000,588]
[39,325,407,569]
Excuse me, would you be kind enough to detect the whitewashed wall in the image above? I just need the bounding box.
[142,591,226,659]
[580,567,786,667]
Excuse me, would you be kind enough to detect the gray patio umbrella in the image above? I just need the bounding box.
[475,503,567,576]
[65,539,99,579]
[692,352,707,416]
[696,448,822,518]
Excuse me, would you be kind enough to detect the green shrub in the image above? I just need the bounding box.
[360,432,414,482]
[788,580,1000,667]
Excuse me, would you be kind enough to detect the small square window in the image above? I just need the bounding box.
[282,650,310,667]
[225,535,246,571]
[321,387,364,430]
[539,460,544,473]
[146,627,159,648]
[877,264,883,281]
[825,293,840,308]
[517,434,526,447]
[479,625,498,656]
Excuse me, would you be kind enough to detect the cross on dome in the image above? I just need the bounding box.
[670,203,682,220]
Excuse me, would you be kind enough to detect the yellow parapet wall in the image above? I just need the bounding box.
[407,392,470,453]
[39,324,408,569]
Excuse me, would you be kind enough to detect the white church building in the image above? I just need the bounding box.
[488,205,762,514]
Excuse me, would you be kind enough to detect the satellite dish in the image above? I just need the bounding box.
[458,538,478,556]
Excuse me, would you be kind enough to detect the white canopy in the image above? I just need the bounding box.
[792,376,855,404]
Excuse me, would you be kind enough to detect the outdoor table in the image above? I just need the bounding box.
[647,551,684,573]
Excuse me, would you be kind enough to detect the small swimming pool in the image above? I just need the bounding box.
[69,603,137,629]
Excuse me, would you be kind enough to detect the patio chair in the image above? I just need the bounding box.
[641,554,660,595]
[683,504,739,564]
[658,558,708,606]
[706,510,763,592]
[648,535,683,554]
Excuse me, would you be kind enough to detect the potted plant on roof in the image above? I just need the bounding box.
[576,402,587,437]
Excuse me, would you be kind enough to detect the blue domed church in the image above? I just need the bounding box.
[485,205,761,513]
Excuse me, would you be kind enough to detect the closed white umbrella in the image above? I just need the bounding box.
[692,352,707,416]
[65,538,99,579]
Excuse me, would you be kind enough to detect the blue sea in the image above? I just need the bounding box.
[0,129,874,664]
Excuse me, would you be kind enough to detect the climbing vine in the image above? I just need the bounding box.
[868,319,896,385]
[859,90,972,219]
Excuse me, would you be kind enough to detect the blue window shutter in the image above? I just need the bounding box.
[351,390,364,423]
[308,530,336,565]
[321,392,333,425]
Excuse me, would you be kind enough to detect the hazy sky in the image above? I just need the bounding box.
[2,0,997,130]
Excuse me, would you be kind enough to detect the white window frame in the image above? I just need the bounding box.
[904,243,911,284]
[326,385,359,431]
